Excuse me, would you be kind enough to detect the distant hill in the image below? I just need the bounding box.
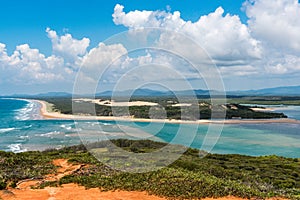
[97,86,300,97]
[228,85,300,96]
[5,92,72,98]
[96,89,169,97]
[34,92,72,97]
[95,88,212,97]
[3,85,300,98]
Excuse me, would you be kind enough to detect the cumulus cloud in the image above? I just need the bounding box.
[242,0,300,76]
[46,28,90,69]
[0,43,11,68]
[113,4,154,28]
[0,43,65,84]
[113,4,262,64]
[2,2,300,92]
[244,0,300,54]
[76,40,204,93]
[265,54,300,74]
[0,29,92,87]
[80,42,127,80]
[112,2,300,79]
[77,43,185,88]
[74,42,129,93]
[81,43,127,70]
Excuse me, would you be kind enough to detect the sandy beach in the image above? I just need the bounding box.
[250,107,274,112]
[34,99,300,124]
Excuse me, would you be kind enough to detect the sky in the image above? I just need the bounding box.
[0,0,300,95]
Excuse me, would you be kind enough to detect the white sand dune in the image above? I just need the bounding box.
[74,98,158,107]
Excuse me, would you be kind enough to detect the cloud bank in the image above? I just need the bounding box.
[112,1,300,78]
[1,0,300,93]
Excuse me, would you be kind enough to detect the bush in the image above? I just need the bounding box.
[0,139,299,199]
[0,180,6,190]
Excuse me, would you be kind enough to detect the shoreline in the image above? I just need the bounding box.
[34,99,300,124]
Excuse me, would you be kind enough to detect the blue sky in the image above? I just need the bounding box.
[0,0,246,54]
[0,0,300,94]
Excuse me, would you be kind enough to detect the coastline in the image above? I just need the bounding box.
[34,99,300,124]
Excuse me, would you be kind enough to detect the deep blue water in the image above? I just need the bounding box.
[0,98,300,158]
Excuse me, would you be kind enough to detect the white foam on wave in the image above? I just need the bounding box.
[0,127,16,133]
[15,101,34,120]
[101,122,111,126]
[14,99,42,121]
[0,125,33,134]
[22,125,33,129]
[8,143,27,153]
[60,124,73,130]
[19,135,29,139]
[38,131,62,137]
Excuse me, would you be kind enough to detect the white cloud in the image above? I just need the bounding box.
[111,4,263,91]
[45,55,64,69]
[80,42,127,79]
[1,29,91,87]
[2,2,300,92]
[81,42,127,70]
[113,4,154,28]
[244,0,300,54]
[220,65,258,76]
[77,42,201,92]
[0,43,65,84]
[243,0,300,76]
[113,4,262,63]
[112,2,300,79]
[75,42,128,93]
[0,43,9,65]
[265,54,300,74]
[46,28,90,69]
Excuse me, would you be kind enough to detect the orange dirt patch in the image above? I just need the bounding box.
[0,159,167,200]
[0,183,167,200]
[0,159,289,200]
[45,158,83,181]
[203,197,287,200]
[14,158,83,190]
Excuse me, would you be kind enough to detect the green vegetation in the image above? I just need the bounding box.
[1,139,299,199]
[39,97,287,120]
[225,104,286,119]
[0,150,56,189]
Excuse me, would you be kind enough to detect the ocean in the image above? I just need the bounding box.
[0,98,300,158]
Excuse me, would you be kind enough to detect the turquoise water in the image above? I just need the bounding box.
[242,103,300,120]
[273,106,300,120]
[0,98,300,157]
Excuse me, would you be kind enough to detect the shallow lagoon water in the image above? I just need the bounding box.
[0,98,299,157]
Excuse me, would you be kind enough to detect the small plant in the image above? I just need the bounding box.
[0,179,6,190]
[9,181,17,188]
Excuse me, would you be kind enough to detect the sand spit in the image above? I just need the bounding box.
[34,99,300,124]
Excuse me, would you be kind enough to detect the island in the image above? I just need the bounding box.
[34,97,289,123]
